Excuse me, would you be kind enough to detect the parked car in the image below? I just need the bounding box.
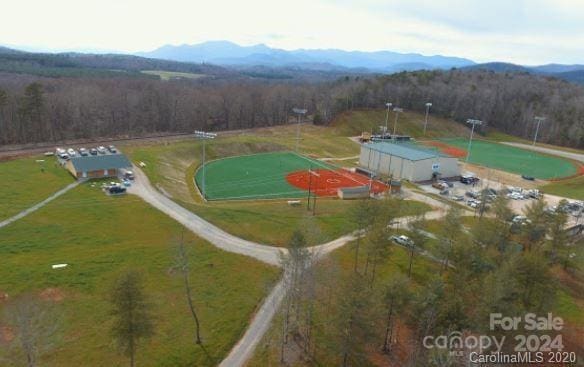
[79,148,89,156]
[439,180,454,188]
[521,175,535,181]
[452,195,464,202]
[121,169,135,180]
[440,189,450,196]
[507,192,524,200]
[466,190,479,199]
[390,235,414,247]
[108,186,126,195]
[67,148,77,157]
[97,146,107,154]
[90,148,98,155]
[432,182,448,190]
[108,145,117,153]
[461,175,479,185]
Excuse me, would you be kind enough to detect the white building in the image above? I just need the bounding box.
[359,142,460,182]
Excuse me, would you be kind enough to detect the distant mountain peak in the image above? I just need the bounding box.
[137,40,476,72]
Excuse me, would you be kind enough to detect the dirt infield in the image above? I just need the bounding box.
[421,141,467,158]
[286,168,387,196]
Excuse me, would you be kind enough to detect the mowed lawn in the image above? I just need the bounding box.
[181,198,431,247]
[0,183,279,366]
[442,138,577,179]
[195,152,330,200]
[0,156,73,221]
[543,175,584,200]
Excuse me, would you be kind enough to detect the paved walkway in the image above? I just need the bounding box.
[0,181,80,229]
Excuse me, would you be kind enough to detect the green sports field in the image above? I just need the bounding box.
[442,138,578,179]
[194,151,330,200]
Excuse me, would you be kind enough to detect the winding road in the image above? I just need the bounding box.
[128,166,450,367]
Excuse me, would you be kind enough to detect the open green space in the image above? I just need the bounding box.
[195,151,330,200]
[141,70,206,80]
[442,138,577,179]
[543,175,584,200]
[0,156,73,221]
[0,182,279,366]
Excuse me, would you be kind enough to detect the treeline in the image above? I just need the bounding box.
[275,196,580,366]
[339,69,584,148]
[1,68,584,148]
[0,74,324,144]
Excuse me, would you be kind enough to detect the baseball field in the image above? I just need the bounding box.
[425,138,578,179]
[194,151,386,200]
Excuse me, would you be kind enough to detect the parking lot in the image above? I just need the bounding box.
[419,175,583,227]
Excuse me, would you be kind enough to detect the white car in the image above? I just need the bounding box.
[67,148,77,157]
[390,235,414,247]
[97,146,107,154]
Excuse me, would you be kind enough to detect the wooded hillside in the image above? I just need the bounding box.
[0,67,583,148]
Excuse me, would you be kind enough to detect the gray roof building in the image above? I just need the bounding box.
[66,154,132,179]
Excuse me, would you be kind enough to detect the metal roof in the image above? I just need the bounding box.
[70,154,131,172]
[363,142,443,161]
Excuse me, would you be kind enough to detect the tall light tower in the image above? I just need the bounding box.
[392,107,404,138]
[292,107,307,152]
[423,102,432,136]
[194,130,217,200]
[465,119,483,163]
[533,116,546,146]
[384,102,392,135]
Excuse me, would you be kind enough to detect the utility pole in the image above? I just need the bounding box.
[194,130,217,199]
[423,102,432,136]
[384,102,392,136]
[465,119,483,163]
[392,107,403,139]
[292,108,307,152]
[533,116,546,146]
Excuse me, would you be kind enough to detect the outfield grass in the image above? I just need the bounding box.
[0,156,73,221]
[442,138,577,179]
[0,183,279,366]
[194,152,329,200]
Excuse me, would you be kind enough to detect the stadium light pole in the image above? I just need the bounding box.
[292,107,308,152]
[423,102,432,136]
[392,107,404,138]
[194,130,217,200]
[465,119,483,163]
[533,116,546,146]
[384,102,392,135]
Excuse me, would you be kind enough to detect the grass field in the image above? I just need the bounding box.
[543,175,584,200]
[194,152,330,200]
[440,138,578,179]
[0,182,279,366]
[0,156,73,221]
[141,70,206,80]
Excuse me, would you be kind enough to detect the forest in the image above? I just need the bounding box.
[0,65,583,148]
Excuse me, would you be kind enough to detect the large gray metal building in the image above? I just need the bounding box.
[359,142,460,182]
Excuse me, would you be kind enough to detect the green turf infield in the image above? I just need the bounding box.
[441,138,577,179]
[194,151,330,200]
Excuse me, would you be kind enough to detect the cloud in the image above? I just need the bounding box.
[0,0,582,64]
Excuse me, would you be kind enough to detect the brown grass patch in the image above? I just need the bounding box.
[39,288,65,302]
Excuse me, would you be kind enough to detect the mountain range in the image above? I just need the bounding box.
[137,40,475,73]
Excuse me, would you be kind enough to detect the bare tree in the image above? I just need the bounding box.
[2,294,61,367]
[175,231,202,344]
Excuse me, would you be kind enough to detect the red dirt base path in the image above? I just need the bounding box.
[422,141,467,158]
[286,168,387,197]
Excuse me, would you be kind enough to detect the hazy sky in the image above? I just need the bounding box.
[1,0,583,65]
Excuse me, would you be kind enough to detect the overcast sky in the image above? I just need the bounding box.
[1,0,583,65]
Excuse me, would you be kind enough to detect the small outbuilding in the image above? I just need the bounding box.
[360,142,460,182]
[337,185,371,199]
[66,154,132,179]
